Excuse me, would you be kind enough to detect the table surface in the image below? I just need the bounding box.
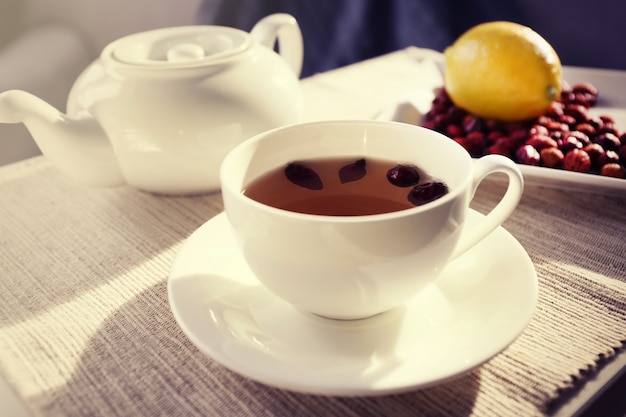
[1,47,625,417]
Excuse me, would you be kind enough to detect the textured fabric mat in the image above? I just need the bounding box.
[1,157,625,417]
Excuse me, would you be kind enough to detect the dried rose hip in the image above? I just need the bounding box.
[387,164,420,187]
[599,150,620,166]
[516,145,540,165]
[529,124,549,136]
[564,104,589,123]
[572,82,598,96]
[486,143,512,157]
[339,158,367,183]
[582,143,606,169]
[595,132,621,152]
[526,134,558,150]
[446,124,464,137]
[620,145,626,163]
[563,149,591,173]
[576,123,596,137]
[284,162,323,190]
[559,135,583,153]
[601,163,625,178]
[568,130,591,146]
[407,182,449,206]
[540,147,564,168]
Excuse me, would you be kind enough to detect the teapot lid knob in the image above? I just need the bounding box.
[166,43,205,62]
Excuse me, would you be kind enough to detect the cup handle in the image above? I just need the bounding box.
[250,13,304,77]
[450,154,524,260]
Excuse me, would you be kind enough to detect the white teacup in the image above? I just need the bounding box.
[220,120,523,320]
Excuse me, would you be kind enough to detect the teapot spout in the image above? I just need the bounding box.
[0,89,124,187]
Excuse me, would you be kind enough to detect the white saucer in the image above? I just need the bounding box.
[168,210,538,396]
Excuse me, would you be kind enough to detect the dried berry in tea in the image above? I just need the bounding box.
[386,164,421,187]
[407,182,449,206]
[284,162,323,190]
[338,158,367,183]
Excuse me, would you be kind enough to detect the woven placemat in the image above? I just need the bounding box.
[1,158,625,417]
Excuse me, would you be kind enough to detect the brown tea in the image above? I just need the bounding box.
[243,157,448,216]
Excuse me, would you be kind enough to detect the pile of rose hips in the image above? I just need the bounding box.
[422,83,626,179]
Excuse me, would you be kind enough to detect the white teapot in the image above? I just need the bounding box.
[0,14,303,195]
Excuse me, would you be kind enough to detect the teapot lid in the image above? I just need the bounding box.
[102,26,252,68]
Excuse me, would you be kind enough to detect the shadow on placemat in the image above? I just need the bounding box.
[29,280,481,417]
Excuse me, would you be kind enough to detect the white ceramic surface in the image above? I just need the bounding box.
[220,120,523,319]
[0,14,303,194]
[168,211,538,396]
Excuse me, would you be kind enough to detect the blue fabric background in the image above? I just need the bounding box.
[198,0,626,77]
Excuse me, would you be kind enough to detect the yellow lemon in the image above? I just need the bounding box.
[444,21,562,121]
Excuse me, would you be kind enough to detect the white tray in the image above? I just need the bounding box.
[392,63,626,194]
[520,66,626,194]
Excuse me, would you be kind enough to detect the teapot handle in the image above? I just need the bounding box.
[250,13,303,77]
